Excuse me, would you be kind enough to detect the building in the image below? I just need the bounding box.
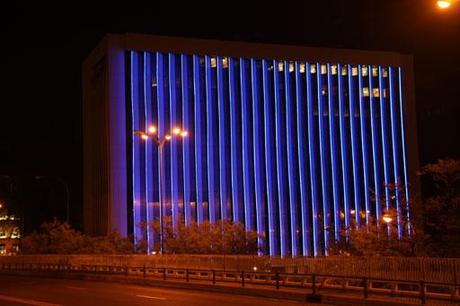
[0,202,21,255]
[83,33,419,257]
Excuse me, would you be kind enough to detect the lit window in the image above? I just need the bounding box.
[210,57,217,68]
[310,64,317,74]
[278,62,284,72]
[372,88,380,97]
[362,66,369,76]
[382,69,388,78]
[321,88,327,95]
[331,65,338,75]
[341,66,348,76]
[372,66,378,77]
[299,63,306,73]
[0,244,5,255]
[321,64,327,75]
[362,87,370,97]
[383,88,389,98]
[352,67,358,76]
[222,57,228,69]
[289,62,294,72]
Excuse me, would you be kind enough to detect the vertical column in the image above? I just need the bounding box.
[193,55,204,224]
[251,59,266,251]
[358,65,371,225]
[181,55,192,226]
[131,51,143,244]
[229,58,242,223]
[378,66,391,220]
[156,52,166,244]
[273,60,288,257]
[295,62,311,256]
[348,66,361,226]
[368,65,382,221]
[217,56,229,221]
[144,52,154,253]
[285,61,298,256]
[389,67,403,237]
[262,60,278,256]
[306,63,321,256]
[169,54,179,229]
[240,58,254,231]
[398,67,411,234]
[205,56,217,223]
[317,63,331,254]
[327,64,341,240]
[338,64,351,230]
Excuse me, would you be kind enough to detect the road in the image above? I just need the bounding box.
[0,275,320,306]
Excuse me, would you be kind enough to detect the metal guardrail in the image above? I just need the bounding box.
[0,262,459,304]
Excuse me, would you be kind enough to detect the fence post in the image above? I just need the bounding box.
[363,277,369,299]
[163,268,166,280]
[420,281,426,305]
[312,274,317,295]
[186,269,189,282]
[212,270,216,284]
[241,271,245,287]
[275,271,280,289]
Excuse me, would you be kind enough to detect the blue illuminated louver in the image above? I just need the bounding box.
[128,51,410,256]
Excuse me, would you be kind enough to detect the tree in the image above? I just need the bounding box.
[20,219,134,254]
[419,159,460,257]
[149,217,260,255]
[330,183,420,257]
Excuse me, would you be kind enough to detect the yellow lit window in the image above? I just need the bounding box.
[222,57,228,69]
[362,66,369,76]
[331,65,338,75]
[372,66,378,77]
[362,87,370,97]
[299,63,306,73]
[289,62,294,72]
[341,66,348,76]
[383,69,388,78]
[383,88,389,98]
[372,88,380,97]
[211,57,217,68]
[278,62,284,72]
[321,64,327,75]
[310,64,317,74]
[352,67,358,76]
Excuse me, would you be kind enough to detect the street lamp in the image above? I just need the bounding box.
[437,0,456,9]
[35,176,70,224]
[133,125,188,254]
[382,214,393,224]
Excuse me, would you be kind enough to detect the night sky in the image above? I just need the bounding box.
[1,1,459,232]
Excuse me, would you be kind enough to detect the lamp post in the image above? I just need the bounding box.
[134,125,188,254]
[35,176,70,224]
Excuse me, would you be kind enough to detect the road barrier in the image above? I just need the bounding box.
[0,261,459,304]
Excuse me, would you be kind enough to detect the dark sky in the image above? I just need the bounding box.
[0,1,459,231]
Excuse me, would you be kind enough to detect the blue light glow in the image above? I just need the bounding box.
[128,51,411,256]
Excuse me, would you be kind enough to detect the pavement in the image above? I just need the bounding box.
[0,275,323,306]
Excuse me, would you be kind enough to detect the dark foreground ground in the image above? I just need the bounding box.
[0,275,322,306]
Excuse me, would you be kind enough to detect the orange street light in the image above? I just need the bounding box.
[180,130,188,137]
[382,214,393,224]
[437,0,452,9]
[148,125,157,134]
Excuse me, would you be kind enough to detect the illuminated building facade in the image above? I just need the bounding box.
[83,34,419,256]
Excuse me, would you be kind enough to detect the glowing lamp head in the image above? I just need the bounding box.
[437,0,451,9]
[140,134,149,140]
[253,266,258,272]
[382,215,393,223]
[165,134,172,140]
[148,125,157,134]
[180,130,188,137]
[173,127,181,135]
